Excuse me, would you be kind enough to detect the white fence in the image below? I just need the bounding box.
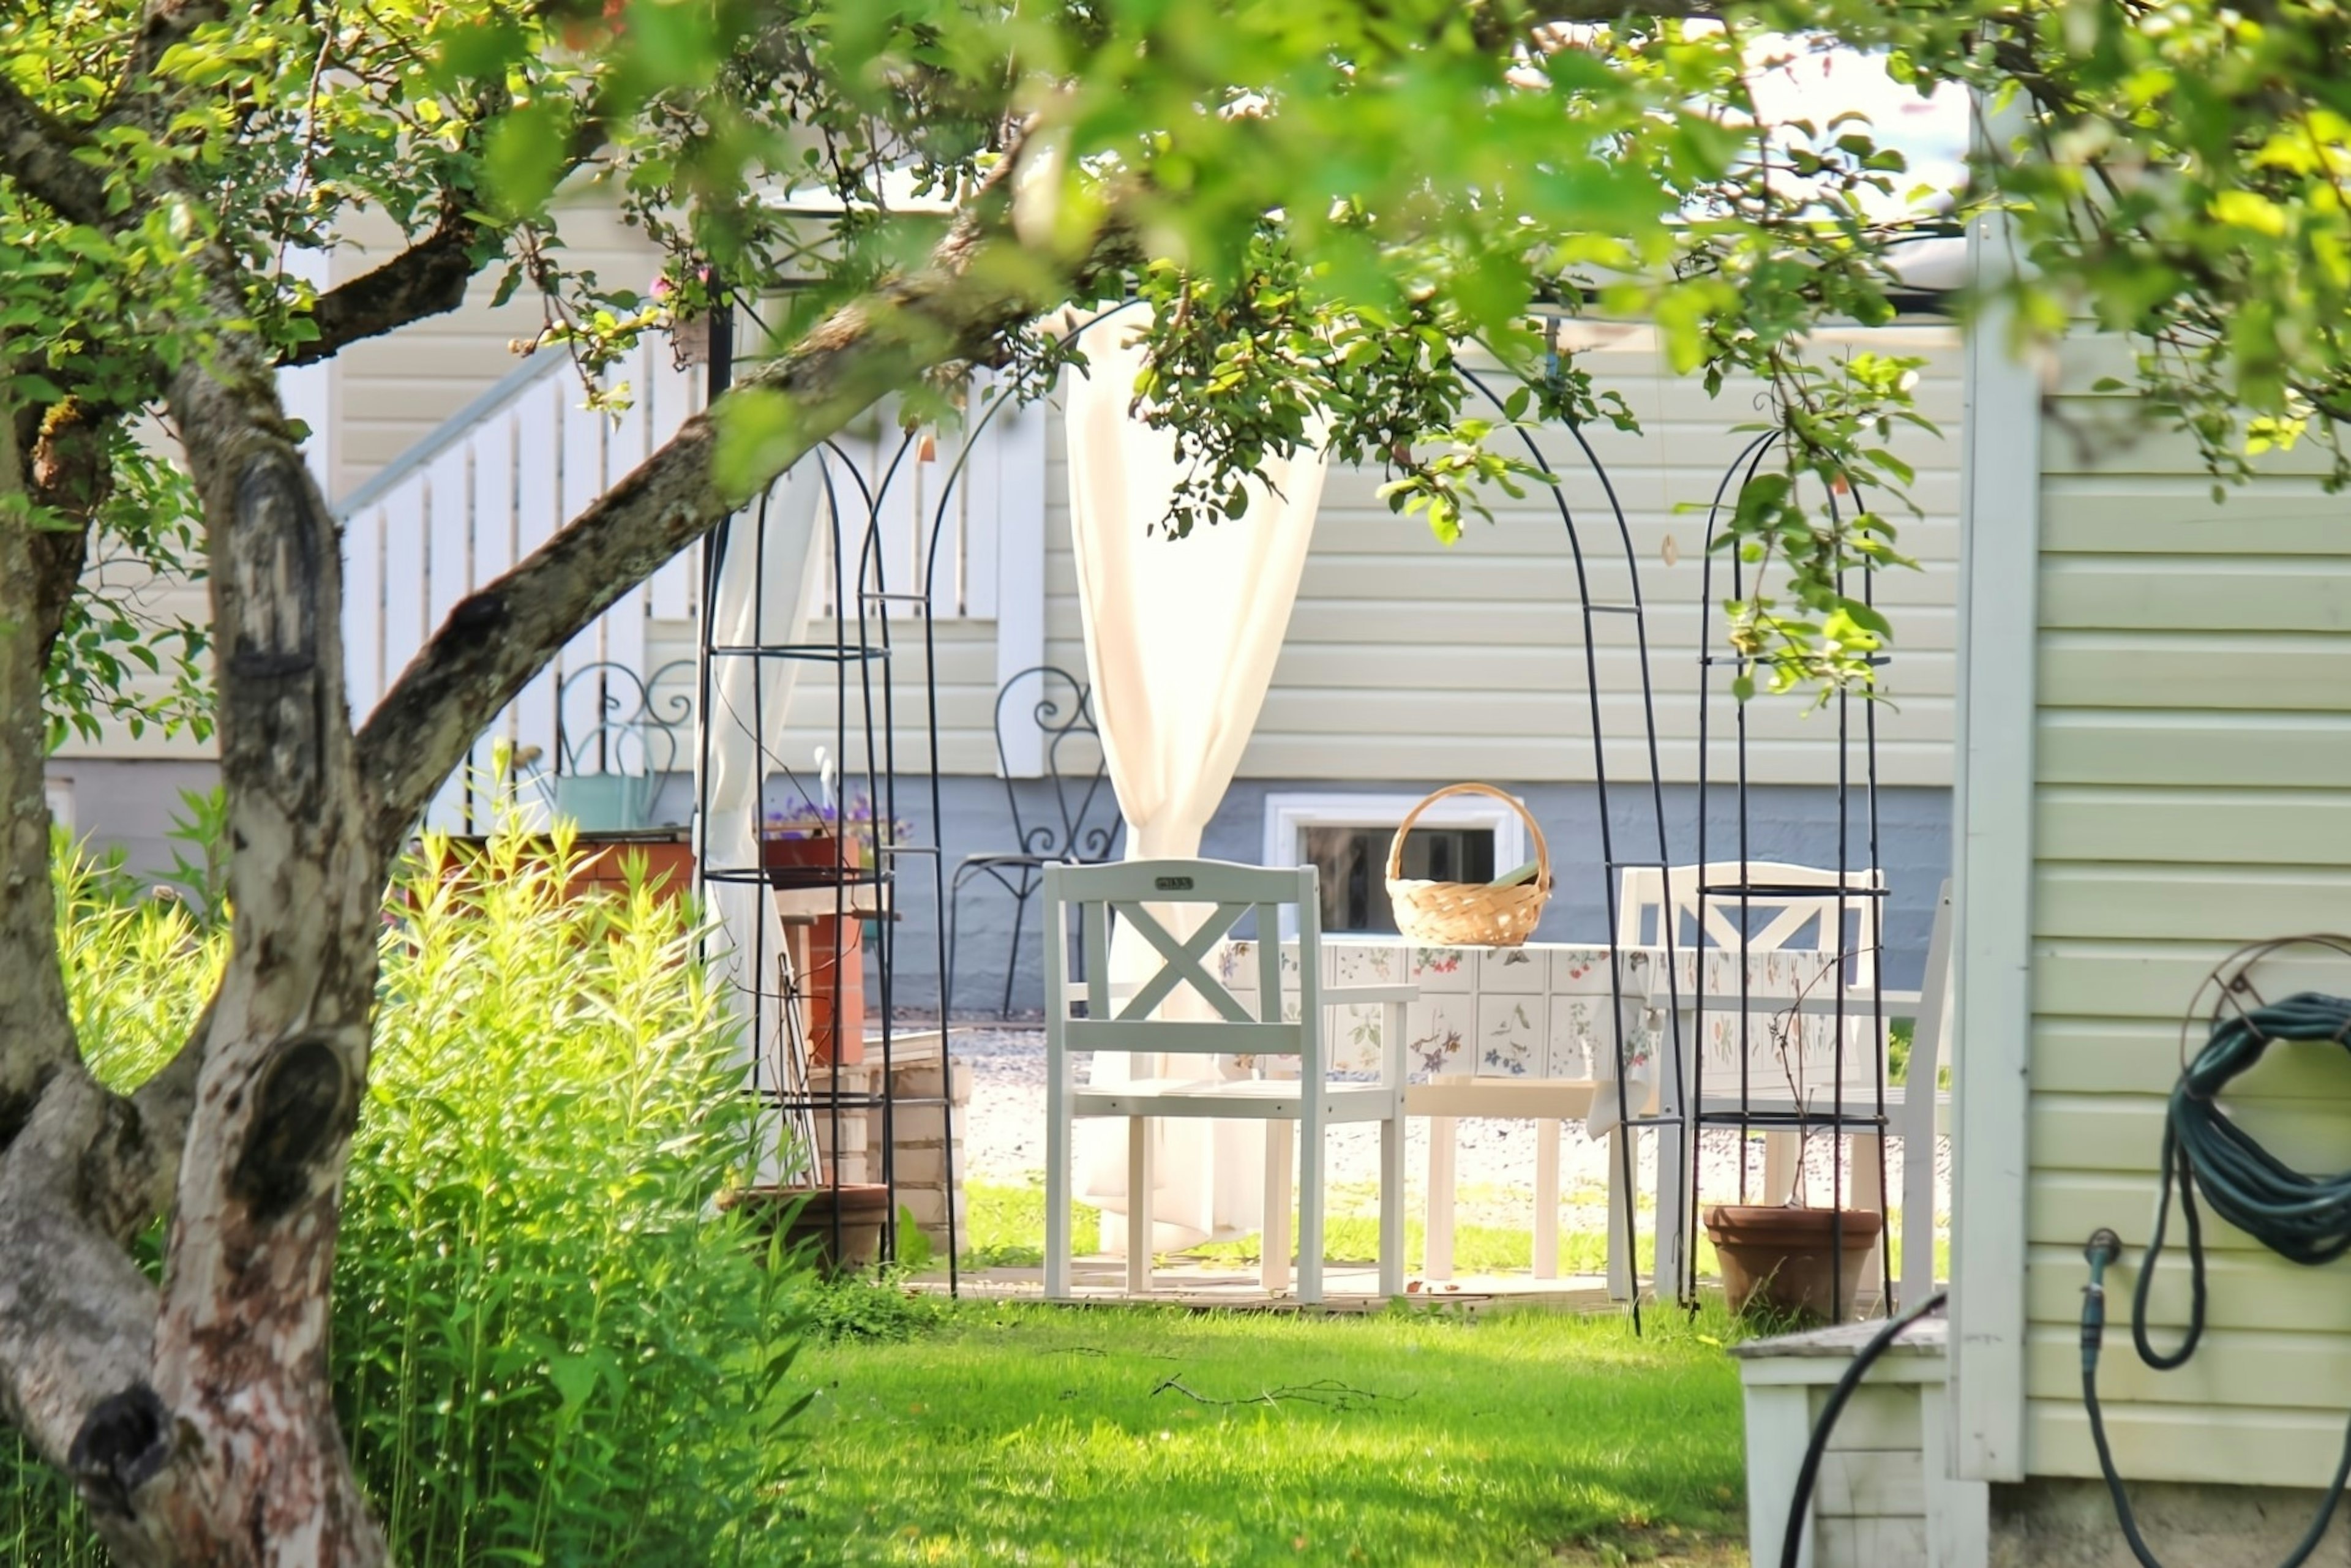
[336,337,707,828]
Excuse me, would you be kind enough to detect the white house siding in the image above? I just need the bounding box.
[2020,334,2351,1488]
[760,321,1964,795]
[327,197,675,503]
[1043,323,1962,789]
[54,272,1961,866]
[647,615,1005,784]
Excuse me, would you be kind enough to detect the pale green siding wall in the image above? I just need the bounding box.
[2022,336,2351,1486]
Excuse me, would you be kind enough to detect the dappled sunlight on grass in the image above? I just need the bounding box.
[796,1303,1746,1567]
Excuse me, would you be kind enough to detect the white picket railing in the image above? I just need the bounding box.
[334,339,1048,827]
[336,337,707,829]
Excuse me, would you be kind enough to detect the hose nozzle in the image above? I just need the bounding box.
[2085,1228,2122,1271]
[2080,1228,2123,1374]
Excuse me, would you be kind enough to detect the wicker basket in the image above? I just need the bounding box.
[1385,782,1553,947]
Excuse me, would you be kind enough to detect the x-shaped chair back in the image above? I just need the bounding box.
[1046,860,1319,1067]
[1619,862,1883,975]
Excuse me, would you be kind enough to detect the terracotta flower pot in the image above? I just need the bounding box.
[795,915,864,1067]
[425,833,696,909]
[722,1183,891,1277]
[1704,1203,1884,1324]
[760,834,868,1066]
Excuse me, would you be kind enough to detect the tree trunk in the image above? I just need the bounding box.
[84,353,391,1567]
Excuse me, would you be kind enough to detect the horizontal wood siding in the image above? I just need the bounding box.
[2022,334,2351,1487]
[647,615,1002,781]
[328,200,673,503]
[1044,324,1962,786]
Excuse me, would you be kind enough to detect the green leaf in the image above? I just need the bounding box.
[484,98,572,218]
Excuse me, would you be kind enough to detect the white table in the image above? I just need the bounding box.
[1216,937,1665,1295]
[1216,934,1905,1302]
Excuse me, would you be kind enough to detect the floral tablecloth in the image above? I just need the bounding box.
[1210,938,1667,1136]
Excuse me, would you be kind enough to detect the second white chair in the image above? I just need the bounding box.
[1042,859,1415,1304]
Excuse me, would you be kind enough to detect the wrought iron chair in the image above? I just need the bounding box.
[543,659,695,830]
[948,665,1122,1018]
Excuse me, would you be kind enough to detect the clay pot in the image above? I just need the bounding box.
[1704,1204,1884,1324]
[723,1183,891,1277]
[760,835,867,1066]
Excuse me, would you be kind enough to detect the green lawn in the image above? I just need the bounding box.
[792,1301,1748,1567]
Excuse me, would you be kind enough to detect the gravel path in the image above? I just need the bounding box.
[952,1027,1945,1231]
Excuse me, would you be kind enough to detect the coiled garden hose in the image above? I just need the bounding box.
[1777,1289,1949,1568]
[2079,988,2351,1568]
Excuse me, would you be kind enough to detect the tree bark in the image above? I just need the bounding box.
[116,332,390,1564]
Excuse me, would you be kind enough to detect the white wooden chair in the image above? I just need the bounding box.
[1621,863,1952,1307]
[1042,860,1415,1304]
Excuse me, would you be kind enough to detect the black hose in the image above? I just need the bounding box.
[2078,987,2351,1568]
[1777,1289,1949,1568]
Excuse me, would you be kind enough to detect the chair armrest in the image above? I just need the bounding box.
[1321,984,1419,1005]
[1062,981,1143,1003]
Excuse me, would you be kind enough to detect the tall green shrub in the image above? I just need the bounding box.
[20,830,811,1567]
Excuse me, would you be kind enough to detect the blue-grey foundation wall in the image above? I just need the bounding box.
[909,776,1952,1016]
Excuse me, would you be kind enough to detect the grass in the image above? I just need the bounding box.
[958,1179,1949,1286]
[792,1300,1748,1567]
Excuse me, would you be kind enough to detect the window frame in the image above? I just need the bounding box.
[1259,790,1528,940]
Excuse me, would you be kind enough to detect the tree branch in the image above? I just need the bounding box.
[353,189,1132,855]
[281,213,488,369]
[0,79,111,228]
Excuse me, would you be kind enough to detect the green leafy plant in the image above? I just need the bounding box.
[44,828,818,1566]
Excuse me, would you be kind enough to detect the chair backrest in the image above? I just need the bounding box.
[994,665,1121,863]
[1044,860,1319,1065]
[1617,861,1884,978]
[1620,861,1888,1093]
[547,658,694,829]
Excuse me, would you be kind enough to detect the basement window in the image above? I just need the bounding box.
[1262,792,1524,937]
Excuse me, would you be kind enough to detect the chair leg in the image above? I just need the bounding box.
[1655,1121,1686,1305]
[945,877,965,1022]
[1763,1130,1801,1206]
[1605,1127,1639,1302]
[1044,1089,1071,1302]
[1002,886,1031,1022]
[1262,1122,1294,1296]
[1534,1118,1561,1281]
[1126,1116,1153,1296]
[1378,1110,1404,1299]
[1850,1131,1887,1310]
[1299,1096,1327,1307]
[1425,1116,1458,1281]
[1900,1119,1937,1311]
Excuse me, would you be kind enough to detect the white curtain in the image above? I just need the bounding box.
[700,465,827,1182]
[1065,318,1328,1250]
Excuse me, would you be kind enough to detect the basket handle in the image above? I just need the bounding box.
[1385,782,1552,891]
